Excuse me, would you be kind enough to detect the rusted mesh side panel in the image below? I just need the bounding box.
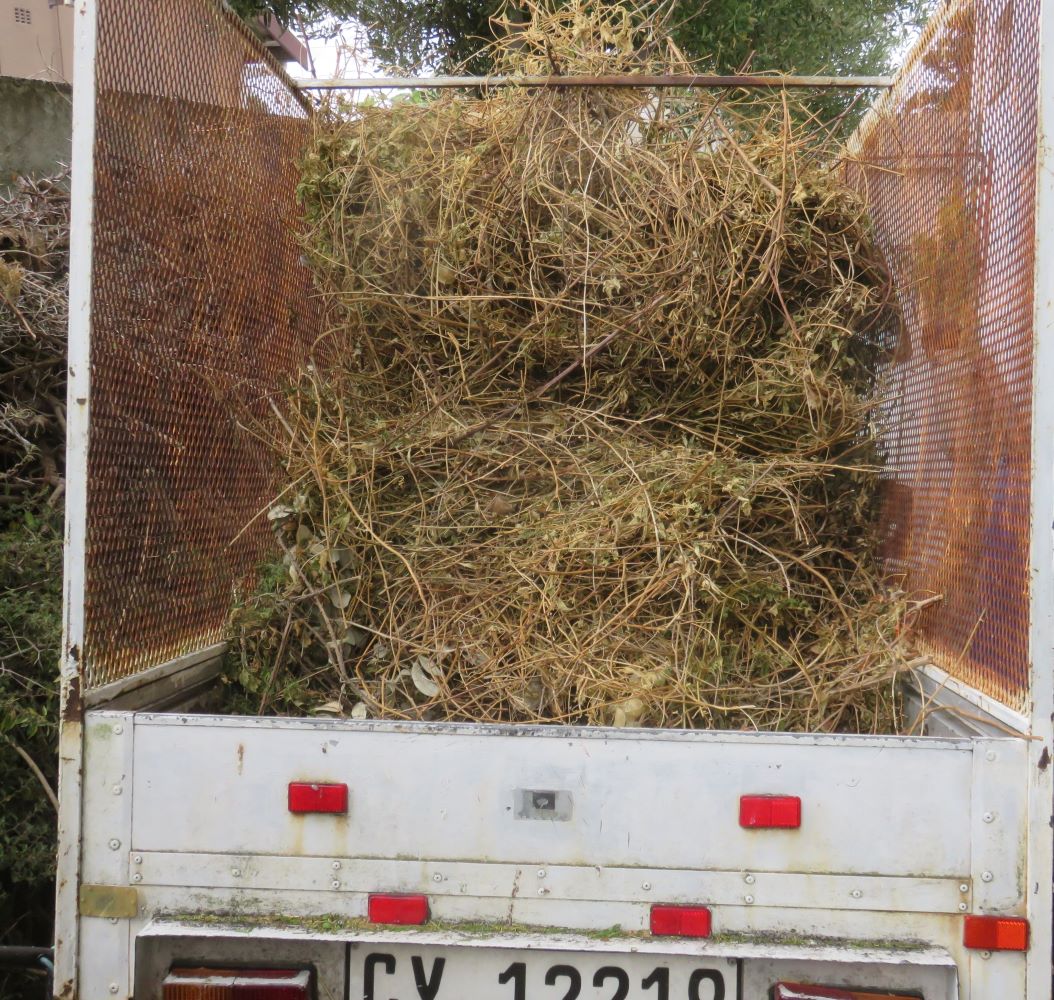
[850,0,1038,712]
[85,0,319,687]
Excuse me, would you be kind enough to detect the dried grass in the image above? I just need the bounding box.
[0,173,69,499]
[229,2,912,733]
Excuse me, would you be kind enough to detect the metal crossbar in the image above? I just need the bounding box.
[299,73,893,91]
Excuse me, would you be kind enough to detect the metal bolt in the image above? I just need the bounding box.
[986,750,997,762]
[133,855,142,865]
[744,894,754,905]
[959,902,968,912]
[112,784,122,796]
[981,871,994,883]
[432,873,443,882]
[112,724,123,736]
[331,880,341,889]
[231,868,242,878]
[332,861,342,870]
[132,873,142,883]
[108,838,121,851]
[960,884,969,893]
[850,889,863,899]
[744,874,755,885]
[537,869,547,878]
[983,811,995,824]
[641,881,651,891]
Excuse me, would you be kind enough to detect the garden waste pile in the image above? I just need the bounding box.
[229,2,913,733]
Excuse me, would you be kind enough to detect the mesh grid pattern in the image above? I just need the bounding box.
[850,0,1038,712]
[84,0,320,686]
[83,0,1039,711]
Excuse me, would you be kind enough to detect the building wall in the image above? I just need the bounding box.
[0,0,73,83]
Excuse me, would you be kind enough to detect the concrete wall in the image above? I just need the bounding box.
[0,77,71,183]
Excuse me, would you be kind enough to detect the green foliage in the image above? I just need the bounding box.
[0,171,67,995]
[671,0,932,77]
[0,497,62,996]
[239,0,933,78]
[227,0,352,27]
[0,499,61,879]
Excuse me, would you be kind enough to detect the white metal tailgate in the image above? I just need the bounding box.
[127,715,989,878]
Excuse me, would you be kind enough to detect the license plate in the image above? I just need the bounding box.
[350,941,736,1000]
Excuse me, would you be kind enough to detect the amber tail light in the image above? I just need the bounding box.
[162,966,311,999]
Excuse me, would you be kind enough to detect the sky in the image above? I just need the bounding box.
[285,18,378,82]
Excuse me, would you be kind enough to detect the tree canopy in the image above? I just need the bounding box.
[231,0,934,78]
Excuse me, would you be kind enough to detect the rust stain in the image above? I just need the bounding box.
[1039,746,1050,771]
[236,742,245,776]
[62,670,83,723]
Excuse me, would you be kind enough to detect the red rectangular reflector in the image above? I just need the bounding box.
[368,893,430,925]
[649,904,712,938]
[739,794,801,829]
[963,914,1030,951]
[287,781,348,814]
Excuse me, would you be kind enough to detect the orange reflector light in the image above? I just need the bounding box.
[287,781,348,814]
[649,904,712,938]
[162,966,310,998]
[963,914,1030,951]
[368,893,430,925]
[739,794,801,829]
[774,985,921,1000]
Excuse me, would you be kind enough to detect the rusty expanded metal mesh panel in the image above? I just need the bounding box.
[850,0,1038,712]
[84,0,319,687]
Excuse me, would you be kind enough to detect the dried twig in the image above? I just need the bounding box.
[230,1,906,735]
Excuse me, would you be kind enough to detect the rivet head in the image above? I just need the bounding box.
[112,725,123,735]
[132,873,142,883]
[744,874,755,885]
[112,785,122,796]
[231,868,242,878]
[641,881,651,891]
[980,950,992,960]
[331,880,341,889]
[959,902,968,911]
[960,884,969,893]
[983,811,995,824]
[332,861,342,870]
[537,869,546,878]
[133,855,142,865]
[986,750,997,762]
[108,838,121,851]
[981,871,994,883]
[109,984,119,994]
[850,889,863,899]
[432,873,443,882]
[109,917,118,925]
[744,894,755,904]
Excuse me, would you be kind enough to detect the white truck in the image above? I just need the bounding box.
[54,0,1054,997]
